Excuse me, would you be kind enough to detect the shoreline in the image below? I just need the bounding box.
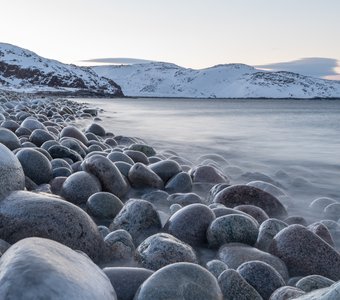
[0,94,339,298]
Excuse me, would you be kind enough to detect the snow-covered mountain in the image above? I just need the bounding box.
[0,43,123,97]
[93,62,340,98]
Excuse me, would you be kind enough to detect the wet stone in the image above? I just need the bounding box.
[136,233,197,270]
[207,214,259,248]
[295,275,335,293]
[134,262,223,300]
[234,204,269,224]
[206,259,228,278]
[167,192,202,206]
[213,185,288,219]
[165,172,193,194]
[237,260,285,300]
[149,159,182,183]
[218,269,263,300]
[128,163,164,190]
[104,229,135,260]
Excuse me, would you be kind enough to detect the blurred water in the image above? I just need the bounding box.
[75,98,340,210]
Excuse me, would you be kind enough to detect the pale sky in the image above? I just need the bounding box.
[1,0,339,78]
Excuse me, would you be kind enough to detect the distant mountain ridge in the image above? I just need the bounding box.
[0,43,123,97]
[93,62,340,98]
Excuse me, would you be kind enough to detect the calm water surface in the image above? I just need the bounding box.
[75,98,340,206]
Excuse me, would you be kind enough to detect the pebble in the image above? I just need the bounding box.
[110,199,162,244]
[129,143,156,157]
[234,204,269,224]
[128,163,164,189]
[165,203,215,246]
[213,184,288,219]
[81,155,129,198]
[0,237,116,300]
[218,269,263,300]
[87,192,124,221]
[61,171,102,205]
[189,165,229,184]
[85,122,106,136]
[60,125,89,145]
[308,197,337,213]
[307,222,334,246]
[207,214,259,247]
[136,233,197,270]
[218,243,289,280]
[165,172,193,194]
[104,229,135,260]
[124,149,149,164]
[0,143,25,199]
[269,224,340,280]
[295,275,335,293]
[206,259,228,278]
[269,286,305,300]
[167,192,203,206]
[134,262,223,300]
[149,159,182,182]
[0,191,105,262]
[0,127,21,150]
[237,260,285,300]
[29,128,55,147]
[107,151,135,164]
[16,148,53,185]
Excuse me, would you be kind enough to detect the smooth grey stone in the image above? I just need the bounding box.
[212,206,253,218]
[104,267,153,300]
[1,120,19,132]
[16,148,52,184]
[149,160,182,183]
[15,126,32,137]
[124,150,149,164]
[165,172,193,194]
[81,155,129,198]
[88,144,103,152]
[48,144,83,162]
[86,123,106,136]
[108,151,135,164]
[234,204,269,224]
[20,140,35,147]
[247,180,286,197]
[307,222,334,247]
[167,192,202,206]
[0,238,117,300]
[82,108,98,116]
[51,158,72,170]
[237,260,285,300]
[309,197,337,213]
[46,126,60,136]
[206,259,228,278]
[41,139,59,151]
[295,275,335,293]
[323,203,340,221]
[147,156,161,163]
[104,229,135,259]
[0,191,105,262]
[61,171,102,205]
[134,262,223,300]
[49,176,67,195]
[21,117,46,131]
[0,143,25,199]
[218,243,289,281]
[189,165,229,184]
[0,127,21,150]
[29,128,55,147]
[128,163,164,189]
[269,286,305,300]
[289,281,340,300]
[86,132,100,141]
[207,214,259,248]
[60,138,87,158]
[105,138,118,148]
[170,203,182,215]
[60,125,88,145]
[165,203,215,246]
[110,199,161,244]
[213,185,288,219]
[269,225,340,281]
[87,192,123,220]
[256,218,288,252]
[207,183,230,204]
[114,161,132,177]
[129,143,156,157]
[218,269,263,300]
[136,233,197,270]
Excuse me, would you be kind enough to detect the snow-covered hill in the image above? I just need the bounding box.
[0,43,123,97]
[93,62,340,98]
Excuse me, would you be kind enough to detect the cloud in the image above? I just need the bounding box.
[256,57,339,79]
[81,57,155,65]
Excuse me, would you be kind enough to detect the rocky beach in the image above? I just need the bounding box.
[0,91,339,300]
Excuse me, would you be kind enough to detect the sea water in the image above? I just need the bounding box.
[74,98,340,216]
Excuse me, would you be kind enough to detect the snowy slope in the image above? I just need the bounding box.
[93,62,340,98]
[0,43,123,97]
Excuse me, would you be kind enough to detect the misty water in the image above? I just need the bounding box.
[76,97,340,223]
